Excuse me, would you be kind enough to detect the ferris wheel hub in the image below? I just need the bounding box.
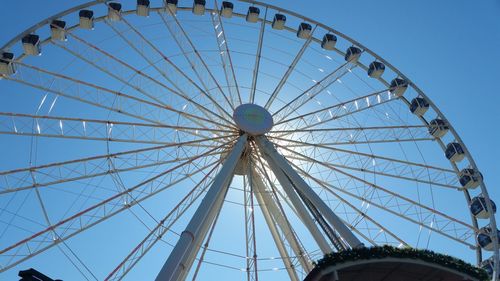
[233,103,273,136]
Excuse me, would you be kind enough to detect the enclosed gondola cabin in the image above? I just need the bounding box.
[470,196,497,219]
[107,2,122,21]
[0,52,15,76]
[50,20,67,41]
[137,0,150,17]
[368,61,385,78]
[220,1,233,18]
[459,168,483,189]
[246,7,260,23]
[272,14,286,30]
[297,22,312,39]
[409,97,429,116]
[345,46,361,62]
[481,257,499,279]
[192,0,206,15]
[21,34,41,56]
[428,118,449,138]
[79,10,94,30]
[445,142,465,162]
[165,0,178,14]
[477,227,500,251]
[389,77,408,97]
[321,33,337,50]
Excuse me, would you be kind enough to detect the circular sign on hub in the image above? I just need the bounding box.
[233,104,273,136]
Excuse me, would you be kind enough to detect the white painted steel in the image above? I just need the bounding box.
[155,134,247,281]
[257,136,364,249]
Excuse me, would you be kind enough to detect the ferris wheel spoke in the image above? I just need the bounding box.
[210,0,243,106]
[285,153,456,189]
[0,141,229,273]
[103,15,234,125]
[4,63,230,131]
[274,89,393,131]
[0,112,232,147]
[250,7,267,104]
[264,25,318,110]
[158,9,234,111]
[281,147,477,248]
[272,60,354,123]
[272,124,427,137]
[269,137,459,189]
[272,124,434,147]
[105,162,222,281]
[50,40,178,118]
[0,135,227,195]
[252,160,313,273]
[51,31,233,130]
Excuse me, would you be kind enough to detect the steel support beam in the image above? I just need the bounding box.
[256,136,363,249]
[252,170,300,281]
[155,134,248,281]
[252,168,312,273]
[258,148,332,254]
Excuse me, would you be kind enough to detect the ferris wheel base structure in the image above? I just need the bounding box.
[156,105,363,280]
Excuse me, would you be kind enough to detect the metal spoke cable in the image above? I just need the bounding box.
[281,148,477,247]
[106,9,235,123]
[8,61,229,131]
[159,8,234,111]
[55,30,234,130]
[264,25,318,109]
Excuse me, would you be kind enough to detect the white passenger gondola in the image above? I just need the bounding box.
[246,7,260,23]
[79,10,94,30]
[445,142,465,162]
[21,34,41,56]
[192,0,206,15]
[367,61,385,78]
[409,97,429,116]
[0,52,15,76]
[165,0,178,14]
[297,22,312,39]
[137,0,150,17]
[272,13,286,30]
[389,77,408,97]
[428,118,449,138]
[345,46,361,62]
[50,20,67,41]
[477,226,500,251]
[107,2,122,21]
[459,168,483,189]
[481,257,498,279]
[321,33,337,50]
[220,1,233,18]
[470,196,497,219]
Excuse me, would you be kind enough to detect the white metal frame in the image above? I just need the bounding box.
[0,1,496,280]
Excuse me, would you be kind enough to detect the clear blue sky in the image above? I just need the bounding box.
[0,0,499,280]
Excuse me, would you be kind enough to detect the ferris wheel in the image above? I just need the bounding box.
[0,0,498,280]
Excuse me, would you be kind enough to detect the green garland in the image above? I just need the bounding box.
[309,245,489,281]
